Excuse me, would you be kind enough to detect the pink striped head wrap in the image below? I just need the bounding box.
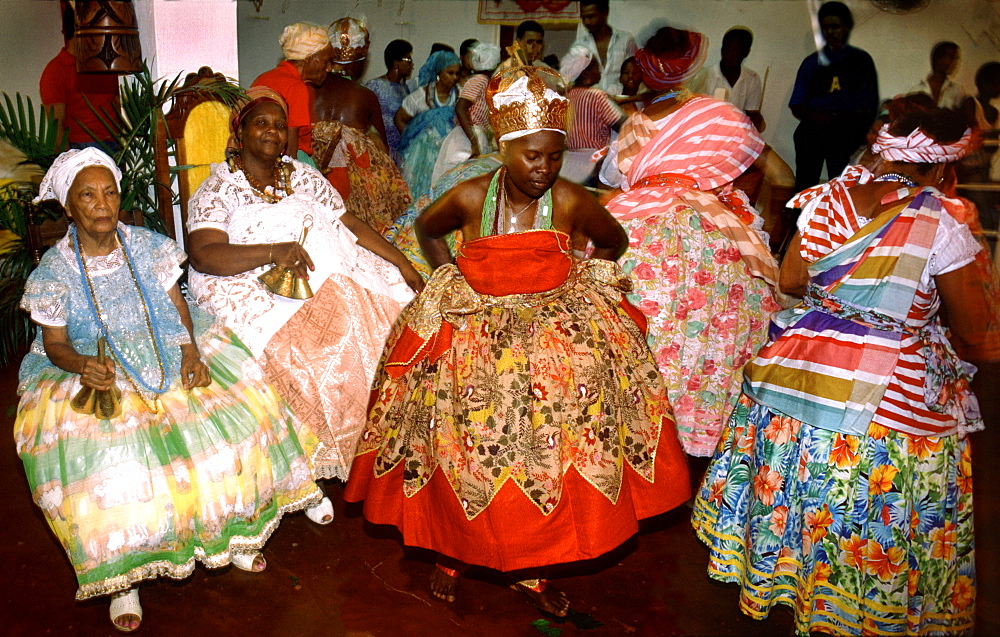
[634,29,708,91]
[872,124,973,163]
[620,97,764,193]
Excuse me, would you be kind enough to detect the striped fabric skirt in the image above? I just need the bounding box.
[692,394,975,636]
[15,326,322,599]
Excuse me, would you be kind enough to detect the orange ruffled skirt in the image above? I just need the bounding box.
[345,230,690,572]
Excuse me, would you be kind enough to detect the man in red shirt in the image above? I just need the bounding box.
[39,5,120,151]
[252,22,334,163]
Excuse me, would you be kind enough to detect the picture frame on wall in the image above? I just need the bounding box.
[477,0,581,26]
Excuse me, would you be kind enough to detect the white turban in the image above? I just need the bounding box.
[33,148,122,206]
[491,74,568,142]
[470,43,501,72]
[560,45,594,84]
[279,23,330,61]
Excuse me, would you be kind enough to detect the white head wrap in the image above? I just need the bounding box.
[491,75,568,142]
[470,43,501,72]
[279,23,330,61]
[560,45,594,84]
[33,148,122,206]
[871,123,973,163]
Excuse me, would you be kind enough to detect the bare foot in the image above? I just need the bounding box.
[513,582,570,618]
[430,568,459,603]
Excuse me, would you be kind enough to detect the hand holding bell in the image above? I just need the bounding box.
[259,220,315,299]
[70,337,122,420]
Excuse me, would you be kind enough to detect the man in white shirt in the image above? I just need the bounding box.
[691,27,764,130]
[907,41,968,110]
[571,0,637,96]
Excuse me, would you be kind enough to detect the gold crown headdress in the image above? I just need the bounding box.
[328,17,369,63]
[487,66,569,142]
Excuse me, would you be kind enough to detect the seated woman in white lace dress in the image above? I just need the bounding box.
[185,87,423,488]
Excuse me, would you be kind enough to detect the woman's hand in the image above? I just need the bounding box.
[399,262,426,293]
[271,241,315,280]
[179,343,211,389]
[79,357,116,391]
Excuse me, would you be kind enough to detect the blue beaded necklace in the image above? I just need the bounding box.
[651,90,683,104]
[873,172,919,188]
[72,225,169,394]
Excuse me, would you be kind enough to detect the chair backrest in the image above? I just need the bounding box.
[25,208,144,266]
[153,67,234,245]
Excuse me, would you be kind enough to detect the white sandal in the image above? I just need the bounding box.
[109,588,142,633]
[305,496,334,525]
[230,551,266,572]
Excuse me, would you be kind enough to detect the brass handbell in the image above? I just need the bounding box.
[258,223,314,299]
[70,338,122,419]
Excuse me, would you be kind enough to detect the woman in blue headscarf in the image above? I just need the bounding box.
[394,50,461,197]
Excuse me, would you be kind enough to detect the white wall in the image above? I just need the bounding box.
[0,1,65,103]
[140,0,239,83]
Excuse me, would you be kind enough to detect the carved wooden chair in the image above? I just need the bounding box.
[153,66,234,245]
[25,203,144,266]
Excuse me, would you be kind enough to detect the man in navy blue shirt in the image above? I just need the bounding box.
[789,1,878,191]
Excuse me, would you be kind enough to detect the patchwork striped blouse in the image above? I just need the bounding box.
[747,188,980,436]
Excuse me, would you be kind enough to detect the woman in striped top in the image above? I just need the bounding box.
[560,45,625,185]
[692,106,999,636]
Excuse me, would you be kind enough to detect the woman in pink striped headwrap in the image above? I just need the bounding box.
[603,26,784,459]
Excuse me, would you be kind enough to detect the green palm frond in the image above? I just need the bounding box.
[0,183,63,366]
[0,93,65,169]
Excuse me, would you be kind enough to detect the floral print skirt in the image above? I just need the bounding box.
[15,326,322,599]
[617,203,780,456]
[692,394,975,636]
[346,238,692,572]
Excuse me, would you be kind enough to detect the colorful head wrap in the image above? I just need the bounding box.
[470,43,501,72]
[34,148,122,206]
[328,17,369,63]
[635,29,708,91]
[230,86,288,138]
[488,66,568,142]
[417,50,461,87]
[279,22,330,61]
[872,123,973,163]
[560,45,594,84]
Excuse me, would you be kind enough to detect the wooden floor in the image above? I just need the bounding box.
[1,360,997,636]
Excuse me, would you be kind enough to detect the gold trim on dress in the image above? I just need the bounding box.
[73,489,322,600]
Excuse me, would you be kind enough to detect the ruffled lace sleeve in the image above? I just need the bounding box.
[147,231,187,289]
[20,275,70,327]
[929,210,981,277]
[187,166,236,233]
